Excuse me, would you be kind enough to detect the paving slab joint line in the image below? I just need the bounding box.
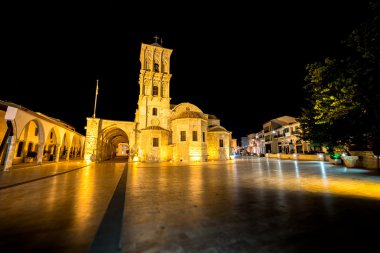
[9,160,83,170]
[0,164,91,190]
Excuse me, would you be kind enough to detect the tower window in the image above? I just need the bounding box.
[202,132,206,142]
[154,63,159,72]
[35,128,38,136]
[192,131,198,141]
[152,108,157,116]
[219,139,224,147]
[153,86,158,96]
[145,58,151,70]
[153,138,159,147]
[180,131,186,141]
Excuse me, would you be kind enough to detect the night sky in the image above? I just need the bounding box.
[2,1,372,139]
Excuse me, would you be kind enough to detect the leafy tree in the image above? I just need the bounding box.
[299,0,380,154]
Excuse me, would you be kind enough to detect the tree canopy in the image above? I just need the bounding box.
[299,0,380,153]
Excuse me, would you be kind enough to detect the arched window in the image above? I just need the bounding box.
[152,86,158,96]
[16,141,24,157]
[154,63,159,72]
[145,55,152,70]
[27,142,33,152]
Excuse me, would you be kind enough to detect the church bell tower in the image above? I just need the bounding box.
[135,36,173,130]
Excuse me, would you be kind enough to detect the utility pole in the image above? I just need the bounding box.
[93,79,99,118]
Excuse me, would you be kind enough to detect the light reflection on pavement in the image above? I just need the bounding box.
[0,158,379,253]
[121,158,380,253]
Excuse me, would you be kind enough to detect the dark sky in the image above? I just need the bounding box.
[2,1,372,139]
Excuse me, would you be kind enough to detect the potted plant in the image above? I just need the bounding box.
[329,153,342,165]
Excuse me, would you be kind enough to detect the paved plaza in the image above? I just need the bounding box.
[0,158,380,252]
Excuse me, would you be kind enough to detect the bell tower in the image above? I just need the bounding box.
[135,36,173,130]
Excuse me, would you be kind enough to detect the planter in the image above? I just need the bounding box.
[342,156,359,168]
[328,157,342,165]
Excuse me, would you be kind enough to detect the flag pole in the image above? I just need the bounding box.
[93,79,99,118]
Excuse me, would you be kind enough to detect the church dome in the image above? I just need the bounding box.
[208,125,228,132]
[151,42,162,48]
[172,111,205,120]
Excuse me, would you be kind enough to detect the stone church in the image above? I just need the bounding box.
[84,40,232,162]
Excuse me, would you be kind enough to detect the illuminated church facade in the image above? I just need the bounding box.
[84,41,232,162]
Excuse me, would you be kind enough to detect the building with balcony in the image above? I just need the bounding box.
[247,116,312,155]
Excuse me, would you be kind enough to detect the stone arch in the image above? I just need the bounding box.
[79,136,85,159]
[12,119,45,165]
[70,134,82,159]
[43,126,60,161]
[60,132,70,159]
[97,127,130,162]
[2,105,85,170]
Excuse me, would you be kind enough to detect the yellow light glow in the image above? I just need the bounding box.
[189,152,202,162]
[300,177,380,200]
[84,155,91,163]
[190,156,201,162]
[133,155,139,162]
[230,160,380,201]
[189,146,203,162]
[255,169,380,200]
[73,165,95,231]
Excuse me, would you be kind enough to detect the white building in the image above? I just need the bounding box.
[247,116,312,155]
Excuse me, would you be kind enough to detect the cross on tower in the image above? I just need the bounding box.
[153,35,159,43]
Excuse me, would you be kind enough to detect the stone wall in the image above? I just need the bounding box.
[265,153,324,161]
[265,151,379,170]
[84,118,100,161]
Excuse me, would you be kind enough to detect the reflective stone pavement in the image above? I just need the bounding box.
[0,161,124,253]
[1,158,380,252]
